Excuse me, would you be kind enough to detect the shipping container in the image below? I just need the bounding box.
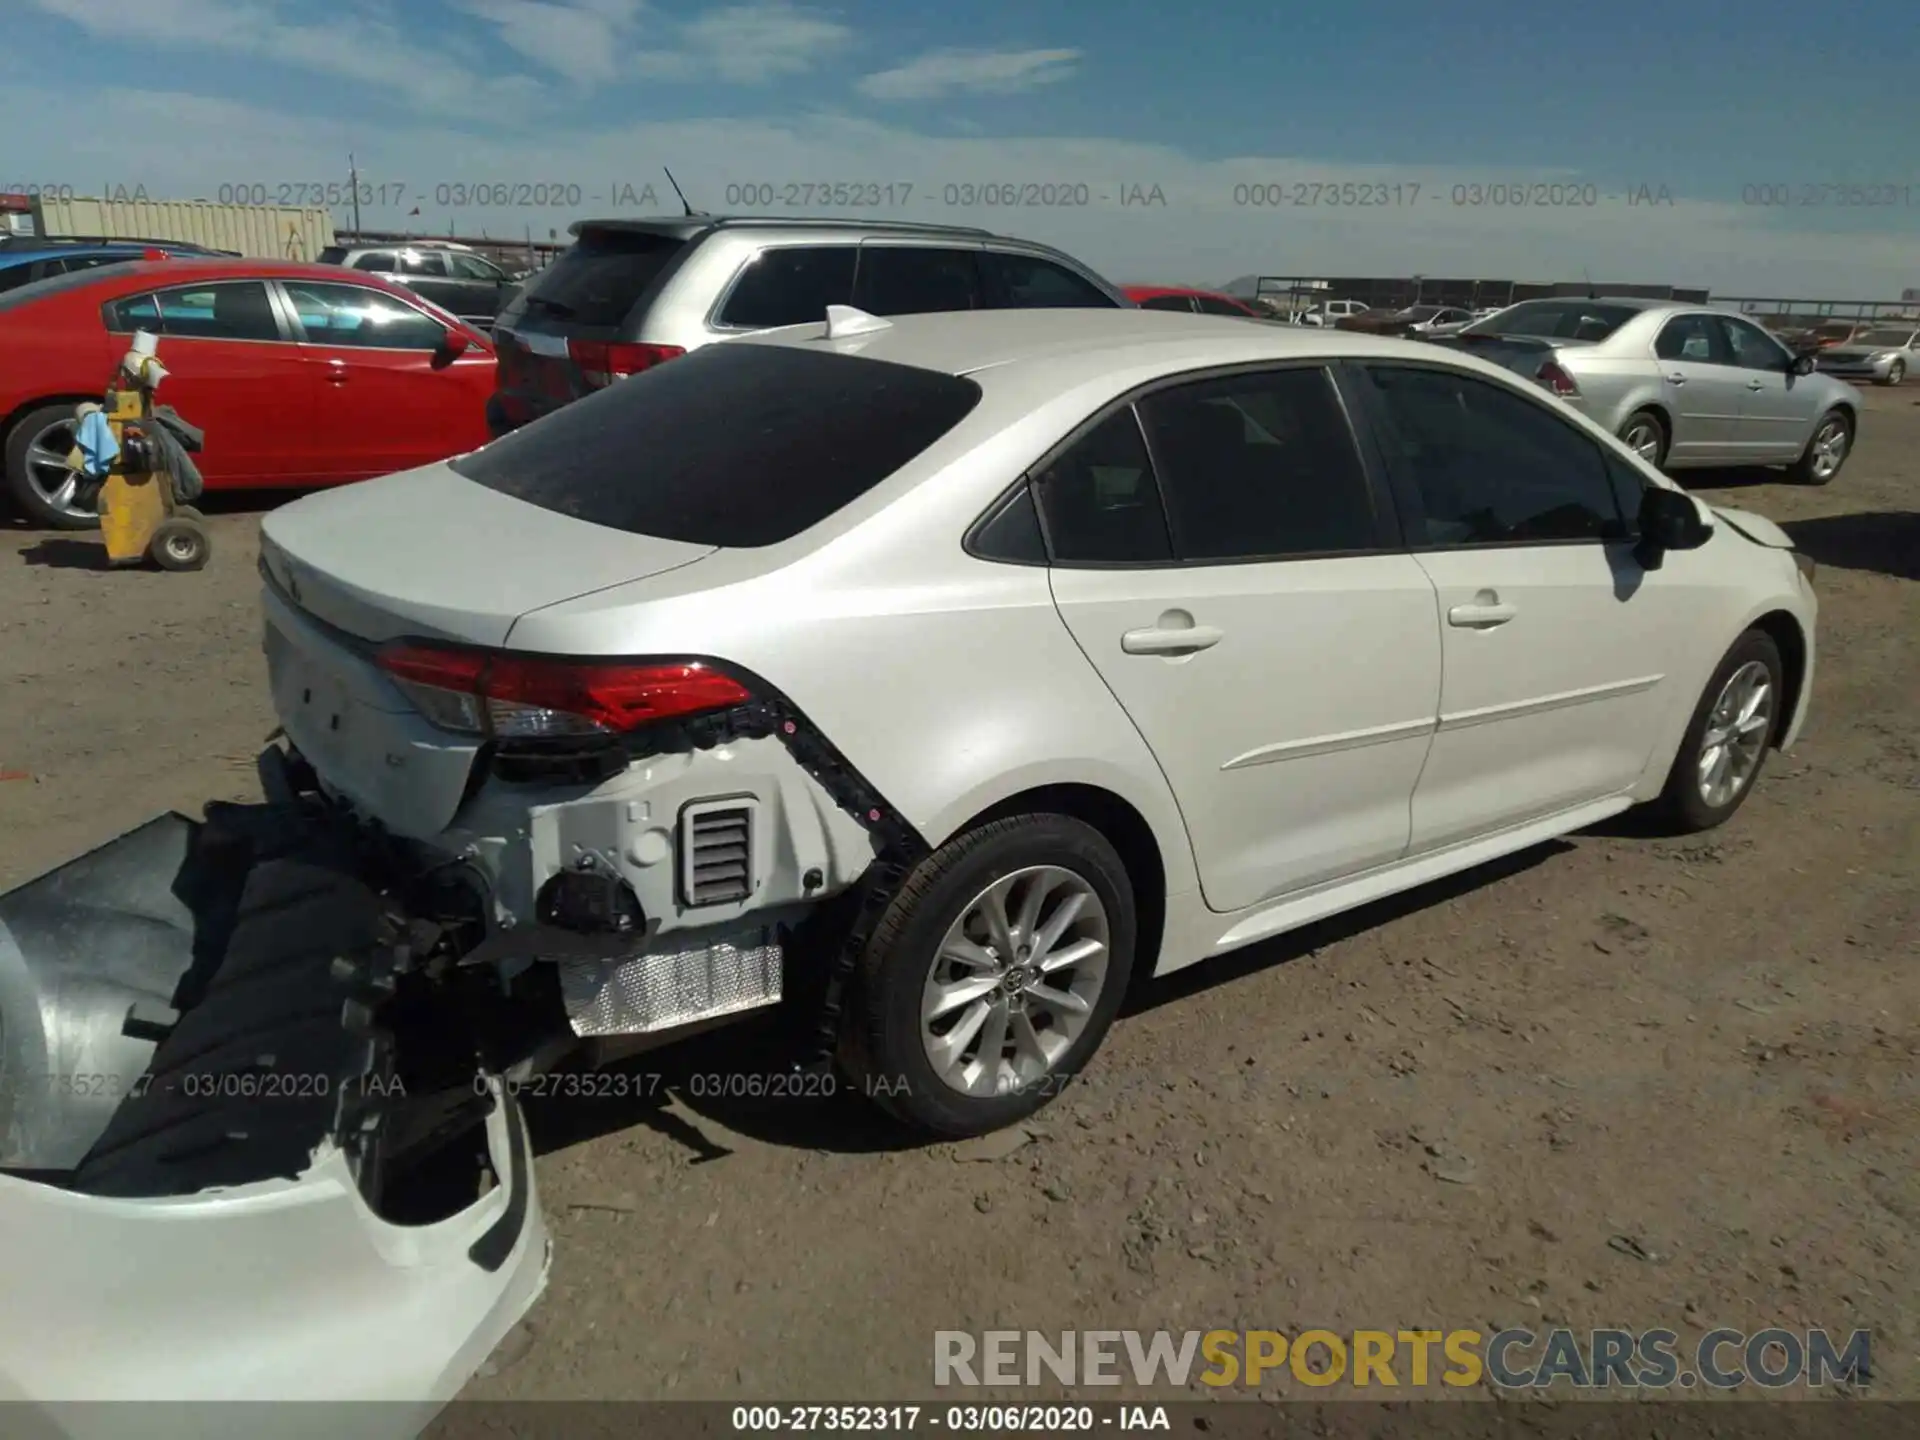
[31,195,335,260]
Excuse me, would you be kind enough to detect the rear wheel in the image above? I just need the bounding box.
[1619,409,1669,469]
[4,402,97,530]
[1651,630,1783,833]
[840,814,1136,1138]
[1788,409,1851,486]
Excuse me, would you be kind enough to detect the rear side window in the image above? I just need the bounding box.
[450,344,982,547]
[352,252,397,273]
[520,228,687,328]
[1033,409,1172,564]
[318,246,349,265]
[852,247,982,314]
[982,253,1116,309]
[718,246,855,328]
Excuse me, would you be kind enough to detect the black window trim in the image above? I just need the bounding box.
[270,277,458,351]
[102,278,293,344]
[704,240,868,333]
[1004,358,1408,572]
[962,480,1050,567]
[1342,357,1637,554]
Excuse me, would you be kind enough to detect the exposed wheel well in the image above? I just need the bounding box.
[2,395,97,448]
[968,784,1168,979]
[1749,610,1808,747]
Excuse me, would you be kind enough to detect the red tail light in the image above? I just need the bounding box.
[1537,359,1580,397]
[376,642,751,738]
[566,339,686,389]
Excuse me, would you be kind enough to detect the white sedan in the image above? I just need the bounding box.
[248,305,1818,1140]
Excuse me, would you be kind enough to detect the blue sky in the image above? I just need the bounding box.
[9,0,1920,293]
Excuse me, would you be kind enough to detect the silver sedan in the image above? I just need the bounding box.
[1813,325,1918,386]
[1439,298,1863,485]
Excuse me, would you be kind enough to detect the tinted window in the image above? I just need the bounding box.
[852,247,981,314]
[398,250,448,277]
[282,281,446,349]
[151,281,280,341]
[520,228,687,328]
[352,252,397,273]
[1139,295,1196,312]
[718,246,855,328]
[1032,408,1172,564]
[318,246,349,265]
[983,252,1116,309]
[1137,368,1377,560]
[1463,299,1638,341]
[0,266,39,294]
[450,345,982,547]
[1655,314,1727,363]
[1719,317,1789,370]
[105,293,160,330]
[1196,295,1251,317]
[969,484,1048,564]
[0,263,125,313]
[1364,365,1626,545]
[448,252,504,281]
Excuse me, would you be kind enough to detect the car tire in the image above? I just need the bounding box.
[4,402,97,530]
[1787,408,1852,486]
[1618,408,1669,469]
[840,814,1137,1138]
[1879,360,1905,387]
[1651,629,1784,834]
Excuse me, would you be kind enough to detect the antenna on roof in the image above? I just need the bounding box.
[824,305,891,339]
[1582,267,1596,300]
[662,167,703,218]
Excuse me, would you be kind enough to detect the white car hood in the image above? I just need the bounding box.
[1707,504,1795,549]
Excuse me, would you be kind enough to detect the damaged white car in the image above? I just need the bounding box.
[2,304,1818,1409]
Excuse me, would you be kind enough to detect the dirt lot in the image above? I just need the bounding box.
[1,393,1914,1403]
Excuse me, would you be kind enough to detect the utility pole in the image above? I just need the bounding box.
[349,153,362,239]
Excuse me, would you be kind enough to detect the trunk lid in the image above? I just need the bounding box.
[259,462,717,648]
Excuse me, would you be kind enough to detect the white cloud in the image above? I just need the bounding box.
[26,0,541,119]
[630,2,852,84]
[461,0,645,85]
[11,85,1913,297]
[858,47,1081,101]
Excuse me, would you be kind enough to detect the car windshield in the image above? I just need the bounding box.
[1460,299,1639,341]
[450,343,982,547]
[1855,329,1913,346]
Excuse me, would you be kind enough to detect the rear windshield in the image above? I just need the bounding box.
[450,343,983,547]
[514,228,687,328]
[1461,299,1639,341]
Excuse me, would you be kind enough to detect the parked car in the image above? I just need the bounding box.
[318,240,517,332]
[1813,325,1917,386]
[0,258,494,528]
[0,234,234,257]
[1294,299,1369,327]
[0,241,213,295]
[252,307,1817,1139]
[486,216,1132,437]
[1124,285,1267,318]
[1803,320,1875,351]
[1435,298,1860,484]
[1336,304,1473,337]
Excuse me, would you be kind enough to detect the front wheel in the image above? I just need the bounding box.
[1788,409,1851,486]
[1878,359,1905,387]
[840,814,1137,1138]
[1651,629,1784,833]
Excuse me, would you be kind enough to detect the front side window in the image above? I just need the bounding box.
[1135,368,1378,560]
[1718,317,1790,371]
[282,281,446,349]
[982,252,1116,309]
[718,246,856,328]
[150,281,281,341]
[397,249,449,277]
[1364,365,1626,546]
[851,247,982,315]
[1032,408,1172,564]
[448,252,505,281]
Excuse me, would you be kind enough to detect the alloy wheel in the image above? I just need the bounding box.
[23,418,93,525]
[920,865,1111,1098]
[1809,418,1849,480]
[1696,660,1773,809]
[1623,419,1663,463]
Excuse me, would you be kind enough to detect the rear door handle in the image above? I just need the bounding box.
[1665,372,1687,385]
[1122,623,1224,656]
[1448,602,1516,629]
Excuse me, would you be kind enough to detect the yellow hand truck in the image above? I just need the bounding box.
[93,384,211,572]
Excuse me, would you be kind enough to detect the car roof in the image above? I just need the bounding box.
[734,306,1536,393]
[573,214,998,242]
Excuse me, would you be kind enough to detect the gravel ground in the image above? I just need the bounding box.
[1,391,1913,1403]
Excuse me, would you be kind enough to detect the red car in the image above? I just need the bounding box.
[1123,285,1267,318]
[0,258,494,529]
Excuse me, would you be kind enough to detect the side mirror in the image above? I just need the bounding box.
[1790,353,1815,376]
[1636,486,1710,566]
[434,330,472,363]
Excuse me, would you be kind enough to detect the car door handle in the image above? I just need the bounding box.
[1665,372,1687,385]
[1448,601,1517,629]
[326,359,349,386]
[1122,622,1223,656]
[1747,379,1765,390]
